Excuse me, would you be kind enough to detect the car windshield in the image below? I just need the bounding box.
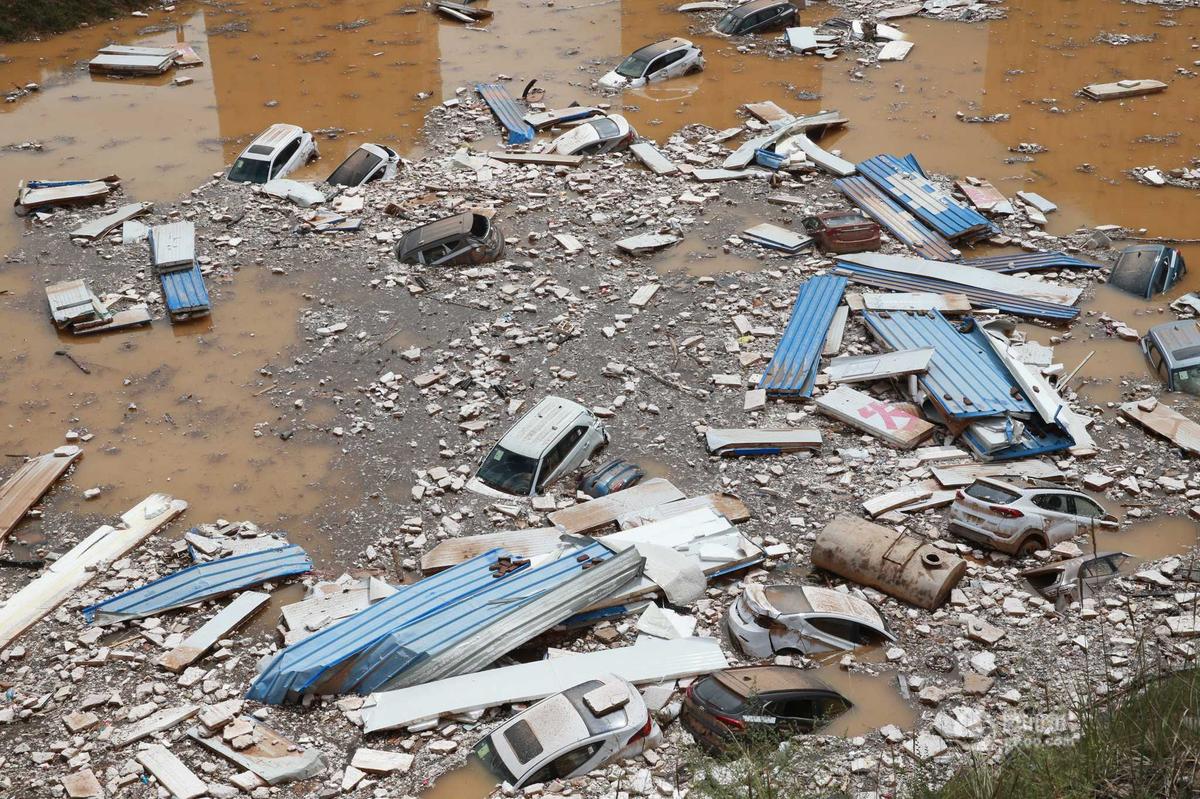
[693,677,745,713]
[715,10,743,33]
[616,54,651,79]
[328,149,382,186]
[590,118,620,139]
[965,481,1020,504]
[1109,250,1161,297]
[228,157,271,184]
[472,741,517,785]
[476,445,538,495]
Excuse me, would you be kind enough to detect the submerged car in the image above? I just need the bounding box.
[326,143,399,187]
[1141,320,1200,395]
[467,396,607,498]
[550,114,636,157]
[227,123,318,184]
[1108,244,1186,299]
[1021,551,1130,604]
[947,477,1118,556]
[598,38,705,90]
[714,0,799,36]
[473,675,661,790]
[802,211,881,254]
[394,211,504,267]
[682,666,850,753]
[579,458,644,498]
[728,583,894,658]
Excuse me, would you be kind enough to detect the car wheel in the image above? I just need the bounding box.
[1018,535,1045,556]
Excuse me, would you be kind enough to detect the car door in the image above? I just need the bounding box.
[1067,495,1111,536]
[1076,554,1124,598]
[1029,493,1079,544]
[800,616,881,653]
[537,424,589,492]
[649,50,686,81]
[523,740,604,786]
[271,138,301,179]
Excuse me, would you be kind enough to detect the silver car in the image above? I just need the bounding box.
[727,583,894,658]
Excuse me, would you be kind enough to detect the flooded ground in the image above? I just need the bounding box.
[1099,515,1200,561]
[815,665,916,737]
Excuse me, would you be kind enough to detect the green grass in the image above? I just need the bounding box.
[0,0,148,43]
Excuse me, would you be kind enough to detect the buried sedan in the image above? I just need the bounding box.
[727,583,894,658]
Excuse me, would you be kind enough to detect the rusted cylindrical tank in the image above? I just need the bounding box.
[812,515,966,610]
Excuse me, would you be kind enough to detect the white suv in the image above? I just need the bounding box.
[598,38,705,90]
[947,478,1117,555]
[228,123,319,184]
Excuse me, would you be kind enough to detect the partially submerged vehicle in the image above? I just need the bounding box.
[578,459,644,498]
[467,396,607,498]
[1108,244,1186,299]
[947,477,1118,556]
[1141,320,1200,395]
[473,675,661,790]
[326,143,399,187]
[394,211,504,267]
[727,584,894,658]
[714,0,799,35]
[682,666,850,753]
[802,211,881,254]
[550,114,636,157]
[1021,551,1130,604]
[227,123,318,184]
[598,38,705,90]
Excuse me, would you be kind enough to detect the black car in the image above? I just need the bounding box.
[1109,244,1186,299]
[682,666,850,753]
[714,0,798,36]
[395,212,505,267]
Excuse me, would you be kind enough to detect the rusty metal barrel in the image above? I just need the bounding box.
[812,515,966,610]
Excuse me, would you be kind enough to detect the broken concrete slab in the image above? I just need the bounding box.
[157,591,270,672]
[1120,398,1200,456]
[137,744,207,799]
[188,719,327,785]
[815,384,935,449]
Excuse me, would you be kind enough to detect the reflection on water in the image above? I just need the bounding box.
[418,754,498,799]
[813,665,917,737]
[1098,516,1200,562]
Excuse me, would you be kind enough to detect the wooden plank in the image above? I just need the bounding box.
[17,181,112,210]
[137,744,207,799]
[814,385,934,449]
[860,291,971,313]
[704,428,822,455]
[629,284,660,307]
[549,478,686,535]
[553,233,584,254]
[1120,398,1200,456]
[915,445,970,464]
[0,446,83,547]
[692,168,755,182]
[617,234,679,254]
[743,101,792,123]
[0,494,187,650]
[616,492,751,527]
[72,305,152,334]
[485,151,583,167]
[111,704,200,747]
[878,40,914,61]
[157,592,270,672]
[1080,79,1166,101]
[898,490,958,513]
[825,347,934,383]
[822,305,850,356]
[70,202,152,241]
[630,141,678,175]
[930,462,1065,489]
[956,179,1007,211]
[187,719,326,784]
[421,526,562,573]
[863,481,938,518]
[792,134,856,176]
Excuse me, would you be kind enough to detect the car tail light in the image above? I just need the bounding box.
[712,713,745,731]
[630,716,654,741]
[955,490,964,500]
[989,505,1024,518]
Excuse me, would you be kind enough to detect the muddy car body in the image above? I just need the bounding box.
[1142,320,1200,395]
[394,211,504,267]
[473,675,661,790]
[467,396,607,499]
[1109,244,1186,299]
[727,583,894,658]
[326,143,399,187]
[227,123,318,184]
[598,38,705,90]
[1021,551,1130,604]
[682,666,850,754]
[550,114,636,156]
[802,211,881,254]
[947,477,1117,555]
[714,0,798,36]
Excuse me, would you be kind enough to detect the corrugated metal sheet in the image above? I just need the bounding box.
[46,280,105,328]
[475,84,535,145]
[834,176,959,261]
[160,263,211,319]
[862,310,1034,419]
[246,542,641,703]
[961,416,1074,461]
[960,251,1101,273]
[857,154,996,242]
[82,544,311,624]
[758,275,848,397]
[0,446,82,546]
[150,221,196,271]
[834,260,1079,321]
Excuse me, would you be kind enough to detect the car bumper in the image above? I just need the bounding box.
[948,519,1017,554]
[726,599,774,658]
[681,698,737,754]
[464,476,530,501]
[598,73,629,90]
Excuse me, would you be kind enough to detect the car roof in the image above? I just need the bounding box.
[973,476,1080,495]
[631,37,692,59]
[712,666,837,698]
[500,396,591,458]
[242,123,303,159]
[1111,244,1168,295]
[727,0,790,17]
[1146,321,1200,369]
[396,212,478,253]
[752,584,887,629]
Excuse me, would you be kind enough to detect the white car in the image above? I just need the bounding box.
[227,123,319,184]
[598,38,705,90]
[467,396,607,498]
[947,477,1117,556]
[472,675,662,790]
[325,143,399,187]
[549,114,636,157]
[727,583,894,658]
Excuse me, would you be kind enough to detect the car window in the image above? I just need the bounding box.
[964,481,1020,504]
[537,426,587,490]
[649,51,686,74]
[763,698,816,720]
[328,149,383,186]
[527,741,602,785]
[271,139,301,178]
[807,617,880,644]
[1080,557,1119,579]
[228,158,271,183]
[1031,494,1069,513]
[1174,368,1200,396]
[1072,497,1106,518]
[615,54,652,79]
[475,445,539,495]
[590,118,620,139]
[503,719,544,765]
[715,9,743,33]
[692,677,745,713]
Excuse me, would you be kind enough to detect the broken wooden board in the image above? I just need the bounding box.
[137,744,207,799]
[692,168,755,182]
[1120,398,1200,456]
[16,179,114,212]
[898,490,958,513]
[878,40,914,61]
[485,151,584,167]
[615,492,751,528]
[73,305,152,334]
[280,588,368,636]
[955,178,1008,212]
[823,305,850,357]
[630,141,678,175]
[111,704,200,747]
[157,592,269,672]
[47,279,107,328]
[0,494,187,650]
[1080,79,1166,101]
[0,445,82,548]
[629,284,660,307]
[704,428,822,455]
[848,291,972,314]
[814,384,935,449]
[863,481,938,518]
[743,101,792,123]
[187,719,327,785]
[69,202,152,241]
[792,134,856,177]
[930,461,1065,489]
[549,478,686,535]
[420,526,561,573]
[825,347,934,383]
[89,52,175,75]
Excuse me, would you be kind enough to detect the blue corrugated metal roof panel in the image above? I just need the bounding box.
[82,544,311,624]
[246,542,629,703]
[962,416,1074,461]
[834,176,959,261]
[833,260,1079,321]
[858,154,996,242]
[160,263,210,320]
[961,251,1101,273]
[758,275,848,397]
[475,84,535,145]
[862,310,1034,420]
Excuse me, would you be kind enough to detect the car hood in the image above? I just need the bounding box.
[598,71,631,89]
[465,475,531,501]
